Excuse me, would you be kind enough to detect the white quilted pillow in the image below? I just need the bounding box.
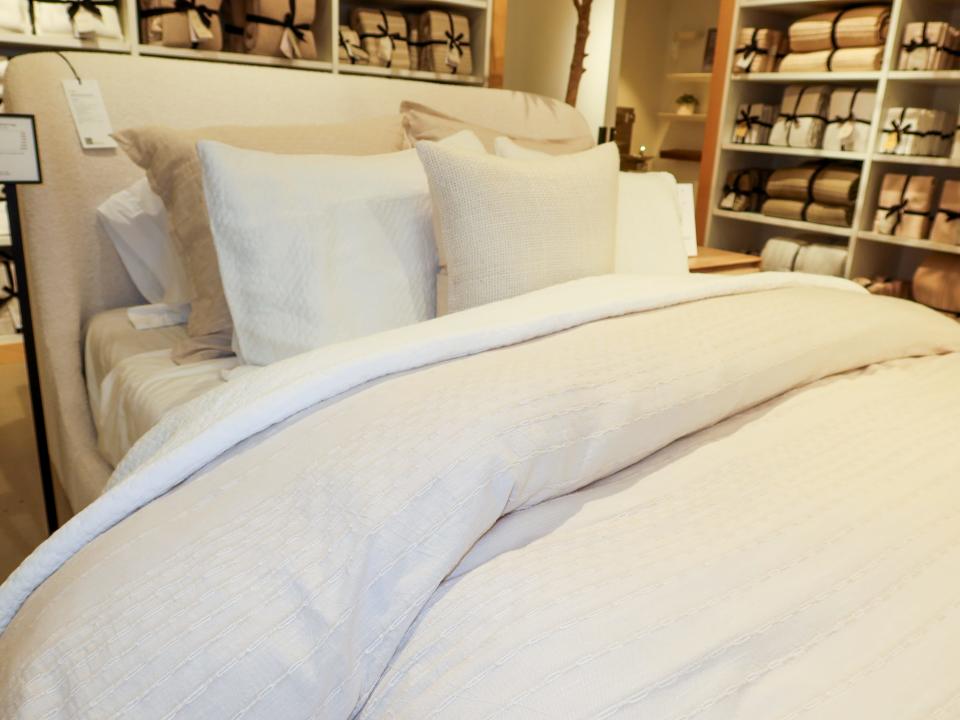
[417,141,619,314]
[198,130,485,366]
[493,136,688,276]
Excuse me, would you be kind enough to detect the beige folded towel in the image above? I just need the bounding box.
[352,8,410,69]
[338,25,368,65]
[140,0,223,49]
[732,103,776,145]
[778,46,884,73]
[899,22,958,71]
[914,254,960,312]
[823,87,876,153]
[769,85,830,149]
[765,163,860,206]
[788,5,889,53]
[874,173,936,239]
[719,168,770,212]
[418,10,472,75]
[931,180,960,246]
[733,27,782,73]
[761,199,853,227]
[244,0,316,58]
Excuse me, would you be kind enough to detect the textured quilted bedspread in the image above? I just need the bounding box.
[2,274,960,719]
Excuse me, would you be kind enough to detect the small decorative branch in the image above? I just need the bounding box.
[565,0,593,106]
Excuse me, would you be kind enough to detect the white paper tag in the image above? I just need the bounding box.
[280,27,301,58]
[736,51,755,70]
[72,8,99,38]
[187,9,214,42]
[62,79,118,150]
[445,45,461,70]
[378,35,393,64]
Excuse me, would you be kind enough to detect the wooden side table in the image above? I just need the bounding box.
[689,247,761,275]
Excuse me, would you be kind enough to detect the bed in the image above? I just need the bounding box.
[3,52,960,720]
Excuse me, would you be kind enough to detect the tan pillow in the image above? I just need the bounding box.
[416,141,618,314]
[400,100,594,155]
[114,116,405,362]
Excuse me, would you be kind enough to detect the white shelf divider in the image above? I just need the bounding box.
[722,143,867,161]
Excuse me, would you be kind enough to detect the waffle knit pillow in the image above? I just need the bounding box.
[416,141,619,314]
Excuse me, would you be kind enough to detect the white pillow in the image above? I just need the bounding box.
[493,137,689,276]
[97,178,191,306]
[198,130,486,366]
[416,140,619,315]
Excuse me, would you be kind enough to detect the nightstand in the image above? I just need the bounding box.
[689,247,761,275]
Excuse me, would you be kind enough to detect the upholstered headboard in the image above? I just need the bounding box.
[7,51,590,511]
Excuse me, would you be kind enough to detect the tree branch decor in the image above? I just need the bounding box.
[565,0,593,106]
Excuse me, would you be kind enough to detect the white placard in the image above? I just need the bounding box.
[0,115,41,184]
[676,183,698,256]
[62,79,118,150]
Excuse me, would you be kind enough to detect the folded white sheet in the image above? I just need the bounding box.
[0,0,28,32]
[32,1,123,38]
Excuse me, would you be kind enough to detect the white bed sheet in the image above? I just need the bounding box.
[84,308,237,468]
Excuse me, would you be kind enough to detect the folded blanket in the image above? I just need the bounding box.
[788,5,890,53]
[719,168,770,212]
[879,107,949,157]
[338,24,368,64]
[762,237,848,277]
[769,85,829,149]
[0,0,28,32]
[874,173,936,239]
[732,103,776,144]
[914,254,960,312]
[778,46,884,72]
[419,9,472,75]
[931,180,960,246]
[245,0,315,58]
[32,0,123,38]
[140,0,222,49]
[733,27,782,73]
[220,0,244,52]
[766,162,860,206]
[762,198,853,227]
[899,21,959,71]
[823,87,876,153]
[352,7,410,69]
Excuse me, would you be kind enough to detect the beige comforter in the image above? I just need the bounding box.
[2,274,960,719]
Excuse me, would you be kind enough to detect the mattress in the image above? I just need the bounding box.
[84,307,237,468]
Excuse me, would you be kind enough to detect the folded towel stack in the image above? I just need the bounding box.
[733,27,785,73]
[880,107,957,157]
[780,5,889,73]
[351,8,410,69]
[822,87,876,153]
[914,254,960,313]
[244,0,315,58]
[761,162,860,227]
[760,237,848,277]
[718,168,771,212]
[33,0,123,39]
[0,0,29,33]
[930,180,960,246]
[898,21,960,70]
[338,25,368,65]
[873,173,937,240]
[418,9,472,75]
[769,85,830,149]
[140,0,223,50]
[731,103,776,145]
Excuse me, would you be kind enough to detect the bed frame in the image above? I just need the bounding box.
[6,51,590,520]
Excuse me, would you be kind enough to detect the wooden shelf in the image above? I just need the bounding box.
[138,45,333,71]
[713,208,853,238]
[731,71,881,83]
[658,112,707,122]
[858,231,960,256]
[689,246,761,273]
[666,72,712,82]
[722,143,867,161]
[871,154,960,168]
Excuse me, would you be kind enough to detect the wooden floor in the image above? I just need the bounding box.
[0,340,47,583]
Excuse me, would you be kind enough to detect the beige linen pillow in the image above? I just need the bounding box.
[115,116,405,362]
[416,141,619,314]
[401,100,594,155]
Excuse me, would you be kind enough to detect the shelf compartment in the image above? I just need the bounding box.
[713,208,853,237]
[731,71,882,83]
[658,112,707,122]
[137,45,333,71]
[858,231,960,256]
[722,143,866,161]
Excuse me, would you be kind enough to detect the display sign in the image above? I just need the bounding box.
[0,115,41,185]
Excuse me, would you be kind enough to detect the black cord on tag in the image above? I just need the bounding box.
[55,51,82,84]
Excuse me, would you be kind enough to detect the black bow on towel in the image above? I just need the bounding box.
[938,209,960,223]
[141,0,218,29]
[737,108,772,131]
[356,9,405,67]
[67,0,102,20]
[247,0,309,42]
[736,28,769,60]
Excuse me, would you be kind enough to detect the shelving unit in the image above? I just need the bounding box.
[706,0,960,284]
[0,0,491,84]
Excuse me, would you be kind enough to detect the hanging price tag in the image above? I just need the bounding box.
[445,45,461,71]
[280,27,301,58]
[71,8,99,38]
[736,51,755,71]
[882,131,899,153]
[187,9,213,42]
[62,79,117,150]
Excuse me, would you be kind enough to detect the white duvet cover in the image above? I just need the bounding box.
[2,273,960,719]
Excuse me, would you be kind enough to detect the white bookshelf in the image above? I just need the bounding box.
[0,0,491,84]
[705,0,960,281]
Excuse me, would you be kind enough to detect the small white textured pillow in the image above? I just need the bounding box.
[198,130,485,365]
[493,136,688,276]
[417,141,619,314]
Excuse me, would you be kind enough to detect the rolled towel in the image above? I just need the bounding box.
[788,5,890,53]
[760,237,805,272]
[761,198,853,227]
[778,46,884,73]
[765,163,860,206]
[795,243,847,277]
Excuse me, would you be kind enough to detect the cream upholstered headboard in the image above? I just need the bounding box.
[7,51,591,511]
